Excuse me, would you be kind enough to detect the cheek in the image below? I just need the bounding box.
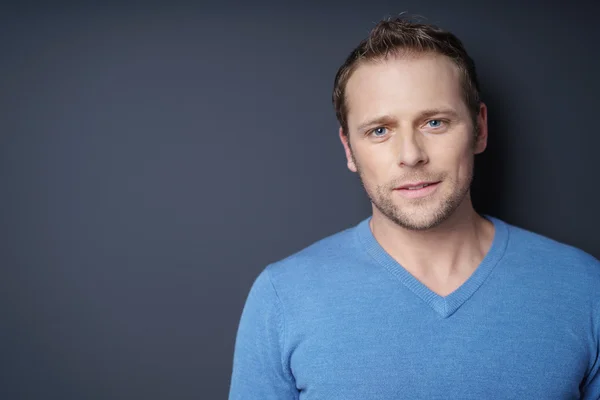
[431,141,474,179]
[355,147,396,181]
[454,150,475,181]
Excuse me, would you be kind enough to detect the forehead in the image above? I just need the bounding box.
[344,53,468,127]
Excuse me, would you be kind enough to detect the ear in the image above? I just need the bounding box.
[474,102,488,155]
[339,127,357,172]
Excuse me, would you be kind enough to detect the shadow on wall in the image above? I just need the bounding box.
[471,86,510,219]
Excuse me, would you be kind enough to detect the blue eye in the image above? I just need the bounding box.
[372,127,387,136]
[427,120,443,128]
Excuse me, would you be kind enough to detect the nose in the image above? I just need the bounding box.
[396,129,428,167]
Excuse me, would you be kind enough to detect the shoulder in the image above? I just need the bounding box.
[499,217,600,283]
[265,220,363,282]
[504,219,598,265]
[265,220,366,289]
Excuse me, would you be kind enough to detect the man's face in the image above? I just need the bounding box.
[340,53,487,231]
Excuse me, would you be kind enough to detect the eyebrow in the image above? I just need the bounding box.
[357,115,397,132]
[418,108,460,120]
[356,108,460,132]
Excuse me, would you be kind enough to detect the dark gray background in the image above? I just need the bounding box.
[1,1,599,398]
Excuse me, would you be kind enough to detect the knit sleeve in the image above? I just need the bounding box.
[581,303,600,399]
[581,257,600,400]
[228,267,298,400]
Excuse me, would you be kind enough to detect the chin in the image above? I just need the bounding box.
[376,196,462,231]
[392,213,448,231]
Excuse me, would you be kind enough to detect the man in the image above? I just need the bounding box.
[229,17,600,399]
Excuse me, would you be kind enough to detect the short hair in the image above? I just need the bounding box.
[332,16,481,136]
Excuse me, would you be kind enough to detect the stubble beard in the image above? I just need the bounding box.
[353,155,475,232]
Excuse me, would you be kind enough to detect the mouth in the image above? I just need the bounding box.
[394,181,441,198]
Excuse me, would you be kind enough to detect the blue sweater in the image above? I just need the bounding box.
[229,216,600,399]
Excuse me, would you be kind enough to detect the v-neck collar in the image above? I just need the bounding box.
[355,215,509,318]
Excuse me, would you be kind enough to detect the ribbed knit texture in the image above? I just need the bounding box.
[229,216,600,400]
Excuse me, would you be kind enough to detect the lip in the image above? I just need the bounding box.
[396,181,438,190]
[394,181,440,199]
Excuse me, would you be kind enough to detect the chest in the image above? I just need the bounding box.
[287,291,589,400]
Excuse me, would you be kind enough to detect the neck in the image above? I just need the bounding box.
[369,197,495,286]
